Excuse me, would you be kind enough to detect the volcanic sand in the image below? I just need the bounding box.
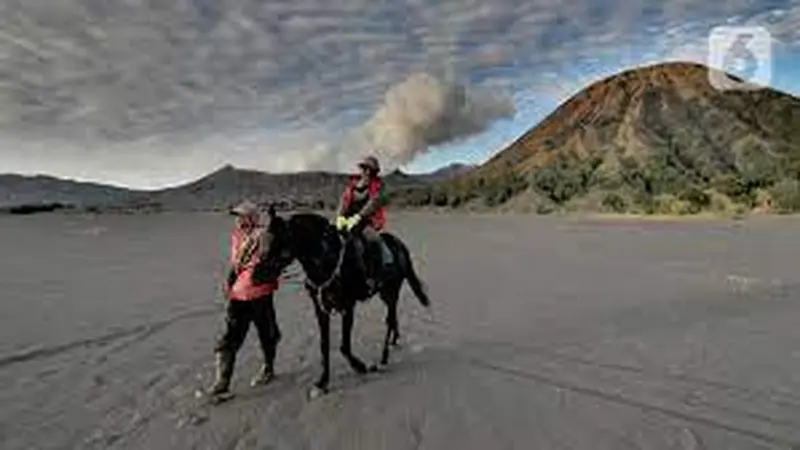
[2,212,800,449]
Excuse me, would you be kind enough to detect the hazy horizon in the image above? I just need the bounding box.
[0,159,480,191]
[1,0,799,189]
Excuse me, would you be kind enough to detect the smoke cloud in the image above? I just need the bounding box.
[284,72,515,173]
[355,73,515,170]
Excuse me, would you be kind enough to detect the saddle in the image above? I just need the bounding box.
[346,232,394,291]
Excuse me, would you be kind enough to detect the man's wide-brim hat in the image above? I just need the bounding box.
[357,155,380,173]
[231,199,259,217]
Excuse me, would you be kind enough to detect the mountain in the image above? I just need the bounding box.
[425,163,476,180]
[0,163,469,213]
[386,163,475,185]
[0,174,136,209]
[407,61,800,214]
[144,164,469,211]
[145,165,347,211]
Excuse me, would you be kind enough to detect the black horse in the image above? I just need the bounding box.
[259,206,430,397]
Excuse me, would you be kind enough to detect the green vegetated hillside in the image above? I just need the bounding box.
[390,62,800,215]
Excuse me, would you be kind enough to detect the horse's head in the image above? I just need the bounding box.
[261,206,338,277]
[261,207,350,303]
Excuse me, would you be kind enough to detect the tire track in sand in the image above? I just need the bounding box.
[413,315,800,447]
[0,307,218,370]
[0,269,307,370]
[460,355,800,448]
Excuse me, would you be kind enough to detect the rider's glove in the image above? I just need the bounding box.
[346,214,362,231]
[335,215,348,230]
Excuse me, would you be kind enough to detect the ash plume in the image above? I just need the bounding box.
[339,72,516,171]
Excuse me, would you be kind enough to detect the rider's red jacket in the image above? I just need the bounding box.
[338,175,387,230]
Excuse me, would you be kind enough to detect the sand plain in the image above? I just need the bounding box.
[2,212,800,449]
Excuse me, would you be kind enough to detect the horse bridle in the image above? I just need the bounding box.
[304,232,347,315]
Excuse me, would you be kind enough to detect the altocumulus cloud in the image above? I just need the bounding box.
[0,0,797,187]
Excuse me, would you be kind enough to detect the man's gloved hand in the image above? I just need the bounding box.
[346,214,362,231]
[335,216,348,230]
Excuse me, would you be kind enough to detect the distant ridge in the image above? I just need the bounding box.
[0,162,470,213]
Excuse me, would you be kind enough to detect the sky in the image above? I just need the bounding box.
[0,0,799,189]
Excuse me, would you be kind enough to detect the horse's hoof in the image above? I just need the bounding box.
[371,363,387,373]
[308,386,327,400]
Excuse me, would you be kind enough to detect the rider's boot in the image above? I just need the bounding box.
[354,238,374,291]
[366,240,384,291]
[364,266,376,291]
[377,237,392,271]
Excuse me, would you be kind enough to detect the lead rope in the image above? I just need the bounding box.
[305,233,347,315]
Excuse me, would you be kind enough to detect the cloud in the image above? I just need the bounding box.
[352,72,515,170]
[0,0,798,186]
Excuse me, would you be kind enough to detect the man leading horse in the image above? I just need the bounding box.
[334,155,394,291]
[207,200,282,402]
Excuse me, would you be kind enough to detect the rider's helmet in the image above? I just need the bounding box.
[357,155,380,175]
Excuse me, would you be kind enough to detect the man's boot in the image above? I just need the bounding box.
[250,363,274,387]
[251,343,276,387]
[209,351,234,396]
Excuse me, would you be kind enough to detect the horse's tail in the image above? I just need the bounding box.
[397,239,430,307]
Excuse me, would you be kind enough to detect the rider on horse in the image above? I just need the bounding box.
[335,155,392,291]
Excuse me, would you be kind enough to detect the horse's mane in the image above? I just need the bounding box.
[282,212,338,252]
[285,212,336,242]
[287,212,332,231]
[286,212,371,301]
[279,212,350,284]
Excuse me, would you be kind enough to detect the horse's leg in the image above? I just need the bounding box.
[387,241,407,347]
[310,295,331,396]
[340,304,369,374]
[378,284,401,366]
[390,297,401,348]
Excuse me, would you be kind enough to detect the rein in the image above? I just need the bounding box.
[304,232,347,315]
